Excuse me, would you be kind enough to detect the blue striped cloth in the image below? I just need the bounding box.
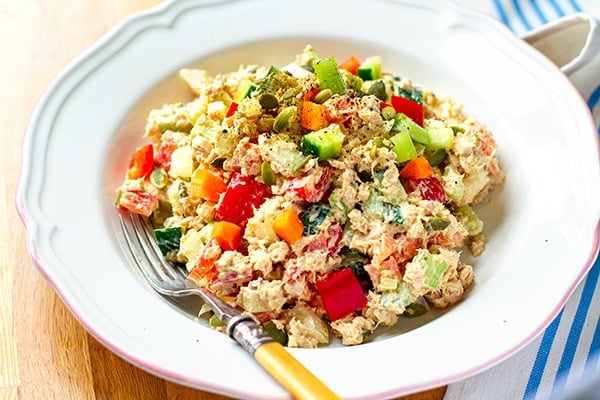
[444,1,600,399]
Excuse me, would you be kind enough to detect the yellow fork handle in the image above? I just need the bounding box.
[253,341,340,400]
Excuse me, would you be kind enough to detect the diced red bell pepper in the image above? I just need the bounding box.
[285,165,334,203]
[403,176,446,203]
[155,141,177,172]
[391,95,424,127]
[214,173,270,227]
[118,190,158,217]
[127,144,154,179]
[316,268,368,321]
[226,102,238,118]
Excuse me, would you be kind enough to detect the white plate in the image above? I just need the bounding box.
[17,0,600,398]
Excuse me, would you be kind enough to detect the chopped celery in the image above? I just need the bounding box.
[153,226,182,256]
[442,164,465,202]
[424,148,447,166]
[357,56,382,81]
[412,251,449,289]
[389,130,418,163]
[328,189,350,221]
[313,57,346,95]
[427,126,455,150]
[392,113,429,145]
[300,124,344,161]
[455,206,484,235]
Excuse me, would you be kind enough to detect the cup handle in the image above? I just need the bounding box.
[521,13,600,106]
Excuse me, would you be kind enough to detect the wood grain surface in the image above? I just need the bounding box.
[1,1,446,399]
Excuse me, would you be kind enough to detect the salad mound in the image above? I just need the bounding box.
[117,46,504,348]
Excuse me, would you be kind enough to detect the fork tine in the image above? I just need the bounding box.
[118,211,169,294]
[133,214,181,281]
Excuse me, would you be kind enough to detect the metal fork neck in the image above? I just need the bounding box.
[227,315,275,355]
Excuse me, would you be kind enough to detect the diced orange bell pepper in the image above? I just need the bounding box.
[300,101,328,131]
[399,156,434,180]
[273,207,304,245]
[339,55,361,75]
[211,221,242,251]
[188,169,227,202]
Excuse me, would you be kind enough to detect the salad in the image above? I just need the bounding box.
[117,46,504,347]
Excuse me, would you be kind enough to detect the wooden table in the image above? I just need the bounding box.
[1,1,446,399]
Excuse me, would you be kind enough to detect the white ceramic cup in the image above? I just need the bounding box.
[522,13,600,118]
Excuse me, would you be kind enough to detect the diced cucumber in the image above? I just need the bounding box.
[234,79,256,102]
[313,57,346,95]
[389,130,418,163]
[363,190,403,224]
[153,226,182,256]
[300,124,344,161]
[270,148,311,175]
[328,189,350,222]
[357,56,382,81]
[339,247,372,291]
[300,203,330,235]
[427,126,454,150]
[394,85,423,105]
[424,148,447,166]
[380,282,414,311]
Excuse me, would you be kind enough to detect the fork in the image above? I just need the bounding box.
[118,210,340,400]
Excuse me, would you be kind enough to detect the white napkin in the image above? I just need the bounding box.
[444,1,600,399]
